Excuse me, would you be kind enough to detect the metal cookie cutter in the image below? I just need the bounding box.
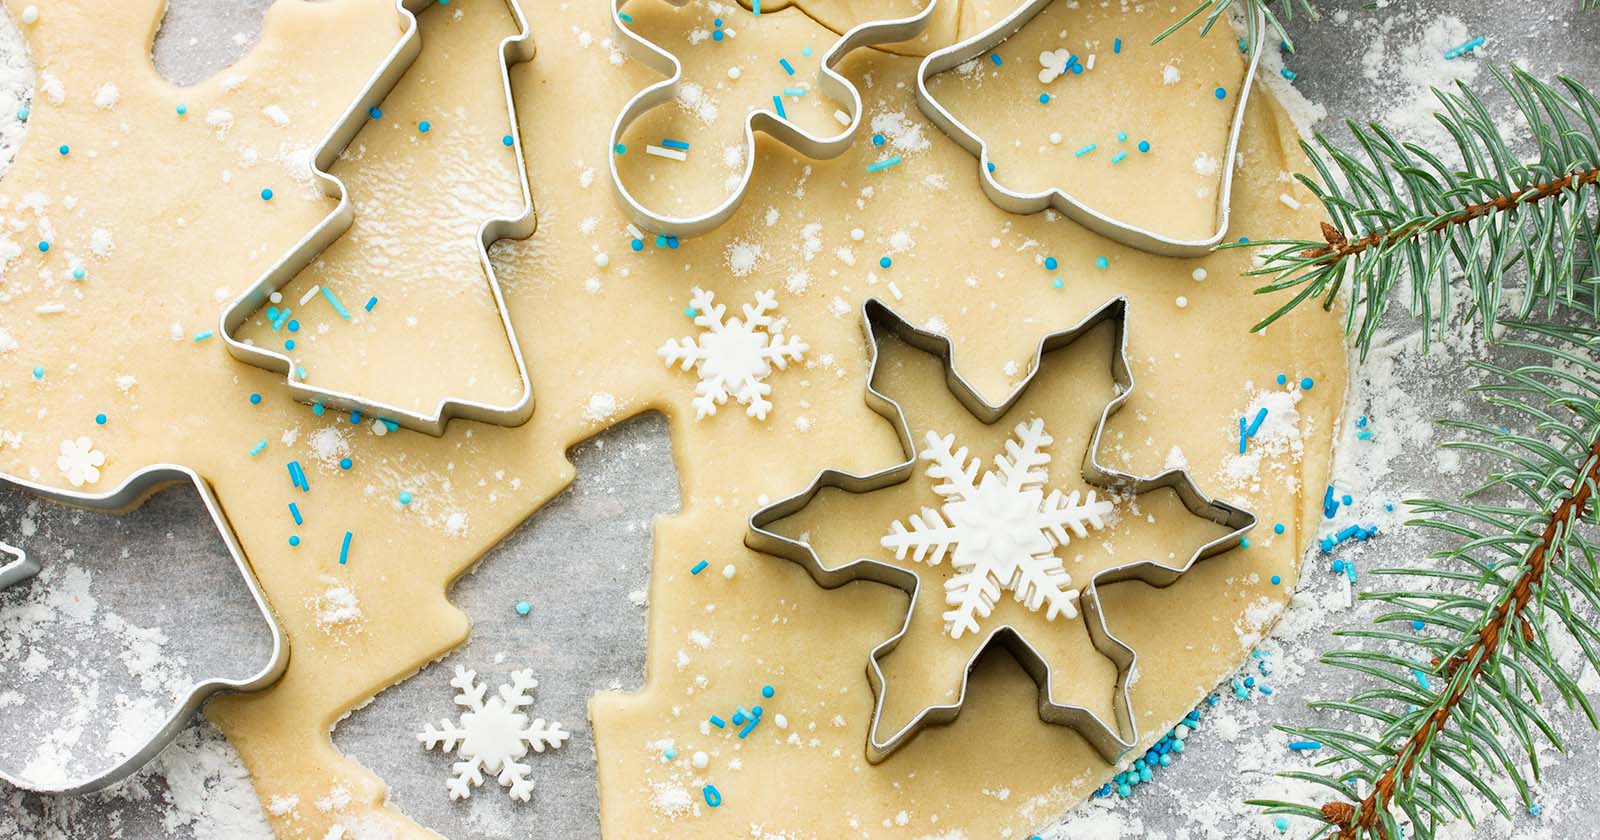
[0,540,35,590]
[746,297,1255,762]
[0,465,288,794]
[220,0,537,437]
[608,0,940,238]
[915,1,1267,256]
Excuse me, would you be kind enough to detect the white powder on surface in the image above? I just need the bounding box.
[0,5,32,180]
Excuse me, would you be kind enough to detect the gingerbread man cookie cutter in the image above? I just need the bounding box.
[746,297,1256,763]
[0,465,288,795]
[220,0,536,436]
[608,0,940,238]
[914,0,1267,256]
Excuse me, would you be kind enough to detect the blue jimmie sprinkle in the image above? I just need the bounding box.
[779,58,795,75]
[772,95,786,120]
[289,503,303,525]
[866,156,902,173]
[990,53,1001,66]
[322,286,353,320]
[339,531,353,565]
[691,561,708,577]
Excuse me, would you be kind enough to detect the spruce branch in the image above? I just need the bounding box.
[1239,66,1600,359]
[1251,325,1600,839]
[1154,0,1316,51]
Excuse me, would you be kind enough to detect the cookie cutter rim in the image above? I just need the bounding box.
[219,0,537,437]
[0,539,35,590]
[0,464,289,795]
[746,296,1256,763]
[913,0,1267,257]
[608,0,940,238]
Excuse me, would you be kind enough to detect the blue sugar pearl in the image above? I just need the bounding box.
[614,143,627,155]
[871,133,885,146]
[71,267,85,280]
[1039,93,1050,104]
[289,535,301,547]
[37,240,49,252]
[1331,559,1346,573]
[260,188,273,201]
[94,413,107,425]
[879,256,892,269]
[250,393,262,405]
[1117,131,1128,142]
[339,457,353,470]
[368,106,382,119]
[1270,575,1281,585]
[1273,523,1285,534]
[712,29,724,41]
[515,601,531,616]
[1301,377,1315,390]
[1240,537,1251,548]
[655,235,667,248]
[684,306,697,318]
[502,135,514,146]
[1215,87,1227,99]
[1528,803,1542,816]
[418,120,431,133]
[630,238,644,251]
[1044,256,1058,270]
[175,104,187,116]
[312,403,325,416]
[1276,373,1287,385]
[284,339,296,350]
[1138,140,1151,153]
[1412,620,1425,631]
[663,747,676,760]
[1342,494,1352,505]
[1276,818,1289,832]
[1051,277,1063,289]
[762,684,775,698]
[1095,256,1109,269]
[399,491,414,506]
[58,144,69,156]
[714,17,723,26]
[802,47,812,57]
[287,320,300,332]
[15,107,28,120]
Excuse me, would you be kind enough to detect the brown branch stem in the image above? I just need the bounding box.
[1301,167,1600,263]
[1321,438,1600,840]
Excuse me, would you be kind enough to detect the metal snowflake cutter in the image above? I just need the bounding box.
[746,297,1256,763]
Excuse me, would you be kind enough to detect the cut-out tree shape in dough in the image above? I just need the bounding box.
[748,297,1254,763]
[223,0,536,436]
[0,465,285,795]
[608,0,938,237]
[916,0,1265,255]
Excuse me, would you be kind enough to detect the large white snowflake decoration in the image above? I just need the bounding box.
[881,418,1116,639]
[416,665,570,802]
[658,287,808,421]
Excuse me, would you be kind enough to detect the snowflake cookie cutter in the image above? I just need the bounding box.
[0,465,288,795]
[608,0,940,238]
[746,297,1256,763]
[219,0,537,436]
[914,1,1267,257]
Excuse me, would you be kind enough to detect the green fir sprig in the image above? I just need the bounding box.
[1241,64,1600,839]
[1242,67,1600,358]
[1155,0,1318,51]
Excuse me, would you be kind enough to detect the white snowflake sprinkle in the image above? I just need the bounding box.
[1038,48,1071,84]
[56,437,105,488]
[658,288,807,421]
[882,419,1115,638]
[417,666,569,802]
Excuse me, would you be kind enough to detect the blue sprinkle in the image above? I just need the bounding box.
[1412,620,1425,631]
[1039,93,1050,104]
[250,393,262,405]
[339,531,353,565]
[16,107,28,120]
[663,747,676,760]
[1246,407,1268,437]
[779,58,795,76]
[339,457,353,471]
[399,491,413,506]
[762,685,774,698]
[175,104,186,116]
[661,139,690,151]
[1051,278,1063,289]
[1273,523,1285,535]
[802,47,811,57]
[614,143,627,155]
[692,560,709,575]
[990,53,1002,66]
[368,106,382,119]
[71,267,85,280]
[260,188,273,201]
[1300,377,1315,390]
[502,134,514,146]
[289,535,301,547]
[94,413,107,425]
[289,502,303,525]
[322,286,353,320]
[703,785,722,807]
[630,238,644,252]
[1270,575,1281,585]
[866,156,901,173]
[516,601,531,616]
[418,120,431,133]
[879,256,892,269]
[1044,256,1058,270]
[709,715,726,728]
[1288,740,1321,751]
[1110,150,1128,164]
[1074,143,1097,158]
[871,133,885,146]
[37,240,48,252]
[1113,38,1122,54]
[1138,140,1151,153]
[1095,256,1109,269]
[1214,87,1227,99]
[712,30,724,41]
[249,439,268,457]
[772,95,786,120]
[365,296,378,312]
[192,330,213,342]
[57,144,69,156]
[1276,373,1287,385]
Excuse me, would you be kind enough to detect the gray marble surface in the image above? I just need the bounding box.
[1,1,1597,838]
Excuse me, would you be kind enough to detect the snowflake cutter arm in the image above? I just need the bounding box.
[745,297,1257,764]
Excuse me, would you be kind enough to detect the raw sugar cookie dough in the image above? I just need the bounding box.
[0,1,1345,839]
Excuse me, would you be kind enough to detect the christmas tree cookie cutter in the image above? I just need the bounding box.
[0,465,288,795]
[914,1,1267,257]
[746,297,1256,762]
[220,0,536,436]
[608,0,940,238]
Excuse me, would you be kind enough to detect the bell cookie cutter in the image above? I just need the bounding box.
[914,1,1267,256]
[220,0,537,437]
[608,0,940,238]
[0,465,288,794]
[746,297,1256,762]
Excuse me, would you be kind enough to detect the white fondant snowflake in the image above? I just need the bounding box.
[56,437,105,487]
[881,418,1115,639]
[1038,48,1072,84]
[417,665,570,802]
[658,287,808,421]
